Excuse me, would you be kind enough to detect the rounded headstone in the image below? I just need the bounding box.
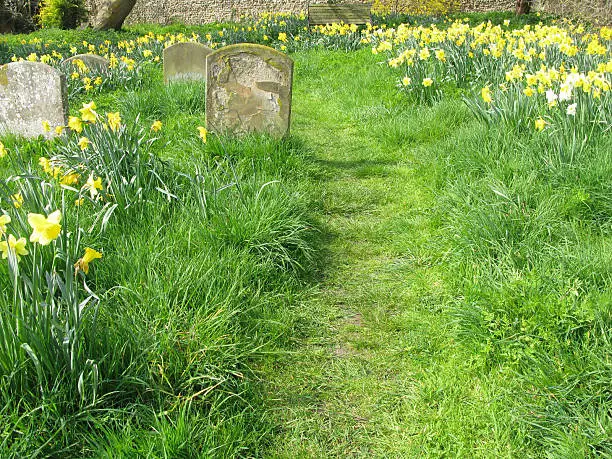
[206,44,294,138]
[0,62,68,139]
[163,42,213,83]
[62,54,110,73]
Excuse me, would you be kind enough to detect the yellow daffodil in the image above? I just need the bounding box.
[197,126,208,143]
[74,247,102,275]
[55,125,66,136]
[523,86,535,97]
[79,101,98,123]
[68,116,83,133]
[60,171,80,186]
[422,78,433,87]
[78,137,91,151]
[481,86,493,104]
[535,118,547,131]
[0,214,11,235]
[151,120,163,132]
[107,112,121,132]
[82,174,103,199]
[28,210,62,246]
[42,120,51,132]
[11,192,23,209]
[0,234,28,261]
[0,142,7,158]
[401,76,411,86]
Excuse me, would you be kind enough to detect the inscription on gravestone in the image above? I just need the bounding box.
[164,42,213,83]
[0,62,68,139]
[206,44,293,138]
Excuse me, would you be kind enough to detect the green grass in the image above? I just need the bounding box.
[259,47,612,457]
[1,13,611,456]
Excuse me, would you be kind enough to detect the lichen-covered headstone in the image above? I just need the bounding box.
[62,54,110,73]
[206,44,293,138]
[0,62,68,139]
[163,42,213,83]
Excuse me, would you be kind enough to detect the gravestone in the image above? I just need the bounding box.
[206,44,293,138]
[63,54,110,73]
[0,62,68,139]
[163,42,213,83]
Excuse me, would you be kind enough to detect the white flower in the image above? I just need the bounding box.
[546,90,558,104]
[567,103,577,116]
[558,85,572,102]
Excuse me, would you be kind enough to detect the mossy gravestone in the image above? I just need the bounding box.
[62,54,110,73]
[206,44,293,138]
[163,42,213,83]
[0,62,68,139]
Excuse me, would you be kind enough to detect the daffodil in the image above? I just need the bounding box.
[151,120,163,132]
[79,101,98,123]
[41,120,51,132]
[78,137,91,151]
[0,214,11,235]
[0,235,28,261]
[68,116,83,134]
[11,192,23,209]
[74,247,102,275]
[55,125,66,136]
[535,118,547,131]
[566,103,577,116]
[107,112,121,132]
[523,87,535,97]
[422,78,433,87]
[401,76,411,86]
[0,142,7,158]
[60,171,80,186]
[481,86,493,104]
[197,126,208,143]
[28,210,62,246]
[82,174,103,199]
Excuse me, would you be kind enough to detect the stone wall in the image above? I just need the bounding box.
[535,0,612,25]
[85,0,612,26]
[84,0,516,26]
[460,0,514,13]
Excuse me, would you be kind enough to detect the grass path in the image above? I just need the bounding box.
[261,49,515,457]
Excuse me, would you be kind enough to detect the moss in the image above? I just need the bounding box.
[0,66,8,86]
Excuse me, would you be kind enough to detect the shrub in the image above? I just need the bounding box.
[38,0,87,29]
[0,0,37,32]
[372,0,460,15]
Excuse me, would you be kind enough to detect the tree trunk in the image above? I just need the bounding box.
[91,0,137,30]
[516,0,532,15]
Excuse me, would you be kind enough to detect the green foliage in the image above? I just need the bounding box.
[38,0,87,29]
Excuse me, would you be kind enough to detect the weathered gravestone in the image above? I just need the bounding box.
[206,44,293,138]
[62,54,110,73]
[163,42,213,83]
[0,62,68,139]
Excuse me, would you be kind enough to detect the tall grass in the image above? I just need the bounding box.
[0,80,314,456]
[440,108,612,454]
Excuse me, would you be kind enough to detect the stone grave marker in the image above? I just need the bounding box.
[0,62,68,139]
[62,54,110,73]
[163,42,213,83]
[206,44,293,138]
